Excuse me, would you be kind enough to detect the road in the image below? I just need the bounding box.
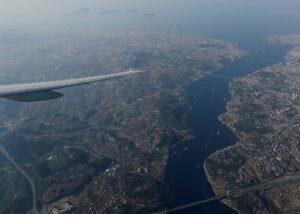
[154,173,300,214]
[0,146,39,214]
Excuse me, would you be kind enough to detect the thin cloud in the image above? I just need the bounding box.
[98,9,120,16]
[68,8,91,15]
[126,9,139,13]
[143,13,155,18]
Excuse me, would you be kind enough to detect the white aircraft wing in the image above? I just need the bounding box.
[0,69,147,102]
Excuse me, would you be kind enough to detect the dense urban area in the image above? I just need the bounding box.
[205,34,300,214]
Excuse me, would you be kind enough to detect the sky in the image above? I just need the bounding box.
[0,0,141,28]
[0,0,300,38]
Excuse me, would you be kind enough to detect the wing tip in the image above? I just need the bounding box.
[128,69,149,73]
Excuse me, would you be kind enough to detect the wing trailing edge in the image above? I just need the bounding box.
[5,91,64,102]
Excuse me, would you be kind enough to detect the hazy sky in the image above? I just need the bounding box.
[0,0,299,36]
[0,0,134,28]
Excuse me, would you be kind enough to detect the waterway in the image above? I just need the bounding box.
[164,43,291,213]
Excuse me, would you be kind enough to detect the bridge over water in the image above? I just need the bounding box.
[155,173,300,214]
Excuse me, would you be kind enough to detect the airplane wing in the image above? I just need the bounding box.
[0,69,147,102]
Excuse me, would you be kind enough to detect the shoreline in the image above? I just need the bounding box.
[203,42,295,213]
[203,160,240,213]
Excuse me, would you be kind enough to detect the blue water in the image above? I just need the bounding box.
[164,44,291,213]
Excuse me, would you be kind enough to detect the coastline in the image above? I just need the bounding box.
[203,159,240,213]
[203,40,299,213]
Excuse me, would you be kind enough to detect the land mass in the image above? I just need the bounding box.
[205,34,300,214]
[0,32,246,213]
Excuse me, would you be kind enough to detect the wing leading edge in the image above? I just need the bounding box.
[0,69,147,102]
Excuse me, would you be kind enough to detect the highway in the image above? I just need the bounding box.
[0,146,39,214]
[154,173,300,214]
